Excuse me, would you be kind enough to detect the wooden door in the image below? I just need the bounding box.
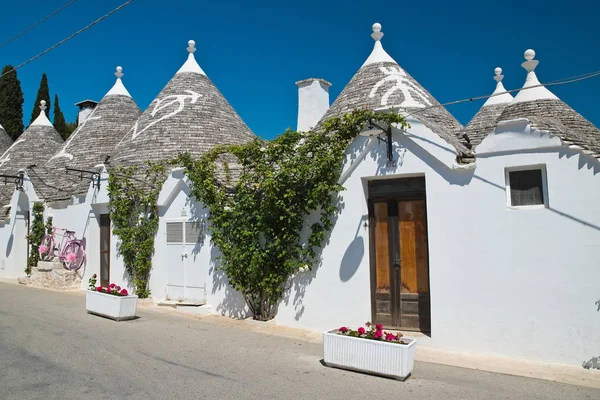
[99,214,111,287]
[370,183,430,332]
[397,199,430,331]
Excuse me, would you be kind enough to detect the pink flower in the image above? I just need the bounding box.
[109,283,116,288]
[105,287,112,293]
[120,289,128,296]
[374,330,383,339]
[357,327,365,335]
[338,326,348,333]
[385,333,396,341]
[66,252,76,262]
[96,286,102,292]
[116,286,121,291]
[375,323,383,331]
[39,245,47,254]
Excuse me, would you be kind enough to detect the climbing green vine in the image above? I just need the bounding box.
[107,162,166,298]
[106,110,406,314]
[177,110,408,320]
[27,202,45,274]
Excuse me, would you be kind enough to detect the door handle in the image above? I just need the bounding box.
[394,254,400,270]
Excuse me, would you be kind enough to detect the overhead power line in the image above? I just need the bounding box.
[422,70,600,111]
[0,0,80,50]
[0,0,135,78]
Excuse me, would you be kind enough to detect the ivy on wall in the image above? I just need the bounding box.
[178,110,408,320]
[107,162,166,298]
[107,110,407,315]
[27,202,45,274]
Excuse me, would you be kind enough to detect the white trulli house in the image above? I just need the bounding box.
[276,25,600,368]
[0,25,597,369]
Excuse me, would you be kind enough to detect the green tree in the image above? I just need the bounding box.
[178,110,408,320]
[30,73,50,124]
[53,94,68,139]
[0,65,24,140]
[27,202,46,274]
[65,121,78,139]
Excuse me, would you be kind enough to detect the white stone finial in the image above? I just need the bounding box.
[371,22,384,41]
[521,48,539,73]
[524,49,536,61]
[40,100,47,111]
[187,40,196,54]
[494,67,504,83]
[115,66,124,79]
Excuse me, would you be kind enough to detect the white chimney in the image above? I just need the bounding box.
[74,99,99,126]
[296,78,331,132]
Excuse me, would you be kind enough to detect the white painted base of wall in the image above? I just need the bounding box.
[323,330,417,381]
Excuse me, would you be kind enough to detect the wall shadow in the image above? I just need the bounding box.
[209,244,248,319]
[583,356,600,370]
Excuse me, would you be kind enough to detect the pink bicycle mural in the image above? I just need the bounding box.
[39,227,86,270]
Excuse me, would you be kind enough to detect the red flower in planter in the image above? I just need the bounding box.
[385,333,396,341]
[338,326,348,333]
[96,286,102,292]
[120,289,128,296]
[375,324,383,331]
[116,286,121,292]
[109,283,116,289]
[357,327,365,335]
[374,330,383,339]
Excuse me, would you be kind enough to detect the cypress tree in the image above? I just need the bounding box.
[53,94,68,139]
[30,73,51,124]
[0,65,24,140]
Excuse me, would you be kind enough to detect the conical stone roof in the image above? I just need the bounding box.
[320,23,467,154]
[464,68,514,148]
[112,40,255,167]
[32,67,142,201]
[0,123,13,155]
[0,102,63,207]
[497,50,600,158]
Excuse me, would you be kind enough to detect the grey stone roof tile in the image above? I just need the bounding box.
[320,61,468,155]
[37,93,142,201]
[112,71,255,167]
[0,126,13,155]
[0,122,63,206]
[497,99,600,157]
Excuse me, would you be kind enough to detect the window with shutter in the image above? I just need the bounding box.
[506,167,547,207]
[185,221,205,244]
[166,222,184,243]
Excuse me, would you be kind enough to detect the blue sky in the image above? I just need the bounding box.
[0,0,598,139]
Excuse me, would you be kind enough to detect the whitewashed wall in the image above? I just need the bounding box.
[275,125,600,368]
[0,191,30,278]
[46,197,102,290]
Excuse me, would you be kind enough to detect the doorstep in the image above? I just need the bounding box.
[157,299,206,308]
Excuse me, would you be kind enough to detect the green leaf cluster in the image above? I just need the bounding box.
[177,110,408,320]
[107,163,166,298]
[30,73,50,125]
[27,202,45,274]
[0,65,24,139]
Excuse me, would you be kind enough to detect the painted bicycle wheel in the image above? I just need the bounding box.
[38,235,55,261]
[63,241,86,270]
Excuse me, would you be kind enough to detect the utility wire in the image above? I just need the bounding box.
[0,0,80,50]
[0,0,135,78]
[418,69,600,111]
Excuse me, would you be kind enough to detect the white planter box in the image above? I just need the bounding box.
[323,329,417,380]
[86,290,138,321]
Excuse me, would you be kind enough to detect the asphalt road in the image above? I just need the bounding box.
[0,283,598,400]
